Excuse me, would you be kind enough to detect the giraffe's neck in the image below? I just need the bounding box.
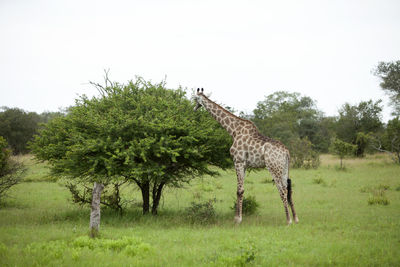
[200,94,243,137]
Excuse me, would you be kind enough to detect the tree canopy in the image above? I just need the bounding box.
[374,60,400,116]
[252,91,331,152]
[336,100,383,156]
[30,78,232,214]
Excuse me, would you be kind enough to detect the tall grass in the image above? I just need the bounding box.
[0,154,399,266]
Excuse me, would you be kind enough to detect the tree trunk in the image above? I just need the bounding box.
[89,182,104,238]
[151,182,165,215]
[141,181,150,214]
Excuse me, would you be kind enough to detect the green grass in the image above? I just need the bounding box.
[1,154,400,266]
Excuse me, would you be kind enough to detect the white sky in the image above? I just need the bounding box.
[1,0,399,122]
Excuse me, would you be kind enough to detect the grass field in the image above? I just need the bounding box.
[1,154,399,266]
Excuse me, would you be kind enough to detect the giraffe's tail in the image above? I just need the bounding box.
[286,152,292,203]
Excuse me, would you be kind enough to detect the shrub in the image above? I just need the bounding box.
[312,177,326,185]
[368,189,390,205]
[232,195,259,215]
[216,240,257,266]
[361,185,390,205]
[330,138,357,170]
[289,137,320,169]
[0,136,25,204]
[185,199,216,224]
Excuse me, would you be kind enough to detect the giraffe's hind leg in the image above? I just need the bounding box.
[277,179,292,225]
[268,167,292,225]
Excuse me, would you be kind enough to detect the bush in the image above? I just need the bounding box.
[312,177,326,185]
[215,240,257,266]
[232,195,259,215]
[185,199,216,224]
[368,189,389,205]
[0,136,25,204]
[289,137,320,169]
[360,184,390,205]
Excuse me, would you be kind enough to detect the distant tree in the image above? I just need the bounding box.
[0,136,25,204]
[330,138,357,169]
[30,77,232,218]
[252,91,332,163]
[289,137,320,169]
[373,61,400,116]
[336,100,384,157]
[0,107,41,154]
[253,91,323,145]
[39,111,65,124]
[370,117,400,164]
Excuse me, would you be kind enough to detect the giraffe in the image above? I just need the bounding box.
[194,88,299,225]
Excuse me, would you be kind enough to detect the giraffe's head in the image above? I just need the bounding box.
[193,88,204,111]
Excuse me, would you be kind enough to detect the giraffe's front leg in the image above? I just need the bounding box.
[234,162,245,224]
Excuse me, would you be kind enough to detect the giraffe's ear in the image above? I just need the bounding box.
[201,88,204,93]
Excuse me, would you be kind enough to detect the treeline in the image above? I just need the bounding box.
[0,107,64,154]
[1,61,399,163]
[248,92,384,154]
[1,91,398,161]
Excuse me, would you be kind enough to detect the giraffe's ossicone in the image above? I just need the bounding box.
[194,88,299,225]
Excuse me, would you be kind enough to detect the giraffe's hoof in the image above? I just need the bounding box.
[294,217,299,224]
[234,216,242,224]
[287,219,292,226]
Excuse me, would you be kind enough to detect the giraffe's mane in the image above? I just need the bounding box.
[201,94,253,124]
[200,93,286,148]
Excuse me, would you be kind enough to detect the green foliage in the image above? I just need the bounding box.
[65,181,130,213]
[384,117,400,164]
[289,137,320,169]
[0,107,63,154]
[0,136,10,175]
[369,117,400,164]
[30,77,232,214]
[336,100,383,156]
[330,138,357,169]
[216,240,257,266]
[359,184,390,205]
[232,195,260,215]
[312,177,326,185]
[185,199,217,224]
[373,60,400,116]
[23,236,152,265]
[367,189,389,205]
[252,91,331,152]
[0,137,25,203]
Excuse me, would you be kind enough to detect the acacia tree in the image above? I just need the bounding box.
[0,108,41,154]
[336,100,383,157]
[330,138,357,169]
[30,77,232,218]
[374,60,400,116]
[370,117,400,164]
[0,137,25,204]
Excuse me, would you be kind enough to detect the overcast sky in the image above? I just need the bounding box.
[1,0,399,122]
